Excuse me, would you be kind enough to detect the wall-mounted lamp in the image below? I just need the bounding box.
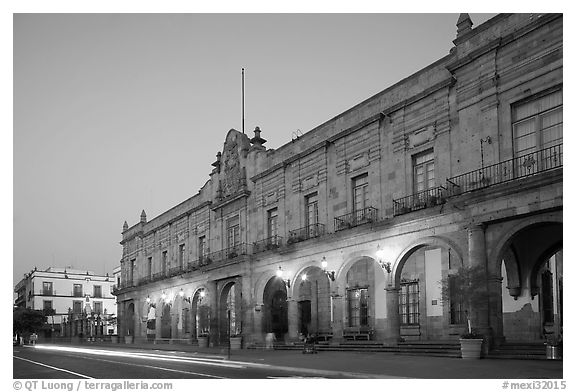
[301,273,307,281]
[276,266,291,288]
[146,295,151,303]
[179,288,191,303]
[161,291,167,301]
[197,289,206,304]
[321,257,336,282]
[376,245,392,273]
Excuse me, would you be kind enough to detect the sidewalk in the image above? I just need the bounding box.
[35,340,563,379]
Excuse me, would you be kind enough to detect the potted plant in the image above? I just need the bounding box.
[545,334,562,360]
[197,330,209,348]
[440,265,489,359]
[124,329,133,344]
[230,329,242,350]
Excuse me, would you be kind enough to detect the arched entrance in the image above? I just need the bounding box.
[219,282,241,344]
[193,289,210,339]
[498,222,562,342]
[125,303,135,336]
[160,303,172,339]
[395,242,463,341]
[263,276,288,340]
[293,266,331,336]
[344,258,376,332]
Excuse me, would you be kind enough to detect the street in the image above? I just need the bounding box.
[13,345,336,379]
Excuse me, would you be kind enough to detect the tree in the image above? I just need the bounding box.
[13,307,47,337]
[440,265,488,338]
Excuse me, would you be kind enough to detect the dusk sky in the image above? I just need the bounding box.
[12,13,498,287]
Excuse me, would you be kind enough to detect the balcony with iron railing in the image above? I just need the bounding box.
[203,243,251,265]
[446,143,563,195]
[287,223,325,244]
[393,144,563,217]
[393,186,447,216]
[334,207,378,232]
[253,235,283,253]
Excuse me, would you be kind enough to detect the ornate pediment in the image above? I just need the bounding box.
[217,130,250,200]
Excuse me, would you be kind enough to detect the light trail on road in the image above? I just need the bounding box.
[13,356,93,379]
[33,345,251,369]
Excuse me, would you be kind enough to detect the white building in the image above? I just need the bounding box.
[14,267,117,338]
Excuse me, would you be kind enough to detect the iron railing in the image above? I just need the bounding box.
[288,223,325,244]
[446,143,563,195]
[205,243,250,264]
[393,144,563,217]
[334,207,378,232]
[393,186,447,216]
[253,235,283,253]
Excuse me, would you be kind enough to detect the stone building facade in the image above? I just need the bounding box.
[114,14,563,350]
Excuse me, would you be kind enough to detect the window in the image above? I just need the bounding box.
[73,284,83,297]
[513,90,563,156]
[178,243,186,268]
[305,193,319,236]
[399,280,420,325]
[130,259,136,283]
[198,236,207,262]
[347,288,369,327]
[43,282,53,296]
[227,216,240,249]
[161,251,168,275]
[43,300,53,312]
[147,257,153,279]
[413,150,435,194]
[352,174,369,213]
[73,300,83,314]
[267,208,278,242]
[93,301,103,315]
[93,285,102,298]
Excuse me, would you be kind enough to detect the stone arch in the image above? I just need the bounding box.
[254,268,293,303]
[261,274,289,339]
[219,280,242,342]
[160,302,172,339]
[393,235,465,288]
[192,287,209,339]
[528,241,563,299]
[490,214,562,279]
[125,302,135,336]
[292,264,331,336]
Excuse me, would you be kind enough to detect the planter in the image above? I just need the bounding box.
[459,338,483,359]
[197,336,209,348]
[230,337,242,350]
[110,335,118,344]
[124,335,134,344]
[546,345,561,360]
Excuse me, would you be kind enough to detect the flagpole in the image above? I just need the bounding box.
[242,68,245,134]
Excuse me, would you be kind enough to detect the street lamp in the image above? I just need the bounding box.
[321,257,336,281]
[276,266,291,288]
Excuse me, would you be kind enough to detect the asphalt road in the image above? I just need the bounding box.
[13,345,333,379]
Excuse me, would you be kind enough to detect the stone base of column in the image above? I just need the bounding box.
[476,326,494,354]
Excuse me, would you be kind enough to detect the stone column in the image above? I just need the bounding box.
[207,280,219,347]
[385,285,401,343]
[287,299,298,341]
[330,293,344,344]
[467,224,492,351]
[155,304,162,340]
[240,275,255,345]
